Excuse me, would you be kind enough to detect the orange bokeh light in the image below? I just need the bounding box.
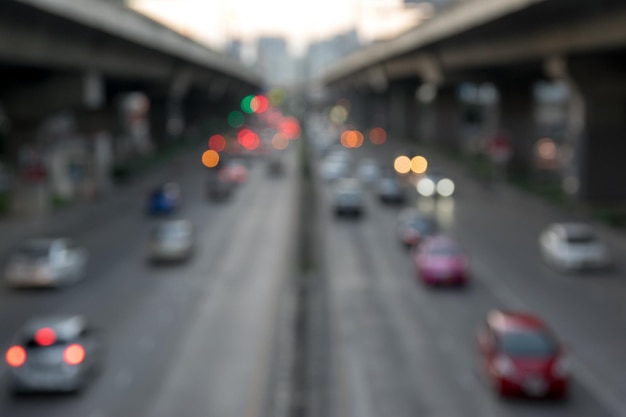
[410,156,428,174]
[340,130,364,148]
[370,127,387,145]
[202,150,220,168]
[394,155,412,175]
[208,134,226,152]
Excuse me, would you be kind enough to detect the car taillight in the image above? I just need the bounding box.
[63,344,85,365]
[493,355,515,376]
[6,346,26,367]
[34,327,56,346]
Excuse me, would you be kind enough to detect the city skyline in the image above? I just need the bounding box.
[130,0,427,55]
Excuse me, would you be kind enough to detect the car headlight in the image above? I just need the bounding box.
[436,179,455,197]
[417,178,436,197]
[494,355,515,376]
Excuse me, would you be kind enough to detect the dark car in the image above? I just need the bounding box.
[376,177,406,204]
[207,176,234,201]
[147,182,181,215]
[396,209,438,247]
[267,157,284,177]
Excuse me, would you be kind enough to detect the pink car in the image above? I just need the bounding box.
[412,236,469,285]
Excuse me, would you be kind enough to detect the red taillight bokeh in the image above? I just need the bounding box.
[63,344,85,365]
[34,327,56,346]
[6,346,26,367]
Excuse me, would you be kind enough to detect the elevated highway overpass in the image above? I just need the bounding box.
[323,0,626,201]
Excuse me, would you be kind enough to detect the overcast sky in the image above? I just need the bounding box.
[130,0,427,54]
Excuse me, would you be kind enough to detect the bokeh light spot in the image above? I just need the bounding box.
[269,88,285,106]
[208,134,226,152]
[241,95,255,114]
[238,129,260,150]
[254,95,269,113]
[369,127,387,145]
[330,105,348,124]
[410,156,428,174]
[536,138,557,160]
[340,130,364,148]
[278,117,301,140]
[394,155,411,175]
[64,344,85,365]
[272,133,289,150]
[34,328,56,347]
[417,178,436,197]
[228,111,245,128]
[202,150,220,168]
[436,179,455,197]
[6,346,26,367]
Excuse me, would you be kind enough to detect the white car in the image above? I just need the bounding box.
[357,159,381,184]
[539,223,611,271]
[148,219,195,263]
[5,238,88,288]
[320,159,349,182]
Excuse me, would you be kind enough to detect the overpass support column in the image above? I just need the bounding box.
[496,81,536,177]
[432,85,462,149]
[570,73,626,201]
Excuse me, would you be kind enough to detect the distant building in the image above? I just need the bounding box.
[256,37,295,87]
[227,39,243,62]
[306,29,360,81]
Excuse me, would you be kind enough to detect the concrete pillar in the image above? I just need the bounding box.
[388,82,407,139]
[496,81,536,177]
[574,79,626,201]
[433,85,462,149]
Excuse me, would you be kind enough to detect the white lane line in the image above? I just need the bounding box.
[472,257,626,417]
[114,369,134,388]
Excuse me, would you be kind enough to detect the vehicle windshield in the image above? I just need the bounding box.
[567,234,596,244]
[15,243,51,259]
[499,330,557,357]
[153,224,190,239]
[407,220,437,234]
[427,245,461,257]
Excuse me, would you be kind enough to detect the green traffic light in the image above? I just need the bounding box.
[241,95,255,114]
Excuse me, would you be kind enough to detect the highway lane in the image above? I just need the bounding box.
[0,145,298,417]
[313,139,624,417]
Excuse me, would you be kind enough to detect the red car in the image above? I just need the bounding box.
[412,236,468,285]
[477,310,569,399]
[219,160,248,184]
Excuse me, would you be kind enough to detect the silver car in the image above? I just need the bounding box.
[5,315,103,394]
[147,219,195,263]
[333,179,365,217]
[4,239,88,288]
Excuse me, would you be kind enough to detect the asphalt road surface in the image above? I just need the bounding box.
[0,146,299,417]
[313,136,626,417]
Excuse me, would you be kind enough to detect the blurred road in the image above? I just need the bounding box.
[0,145,299,417]
[314,138,626,417]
